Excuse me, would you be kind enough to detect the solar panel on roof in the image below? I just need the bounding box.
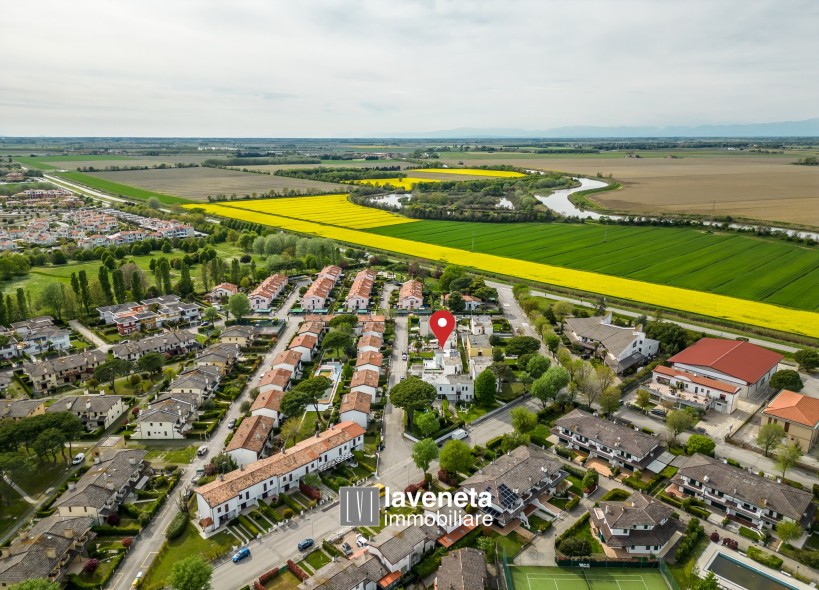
[498,484,520,508]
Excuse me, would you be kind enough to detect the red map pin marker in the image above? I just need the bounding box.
[430,310,456,348]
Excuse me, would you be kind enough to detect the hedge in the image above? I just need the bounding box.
[554,446,574,460]
[565,496,580,511]
[166,512,188,540]
[738,526,762,542]
[92,524,141,536]
[323,540,342,558]
[561,463,586,479]
[413,547,446,578]
[600,489,631,502]
[280,493,303,514]
[747,546,783,569]
[486,436,503,450]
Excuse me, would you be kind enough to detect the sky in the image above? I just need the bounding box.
[2,0,818,137]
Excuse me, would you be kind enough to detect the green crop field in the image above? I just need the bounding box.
[509,566,668,590]
[54,171,189,205]
[369,220,819,311]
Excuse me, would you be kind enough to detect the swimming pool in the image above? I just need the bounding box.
[709,553,798,590]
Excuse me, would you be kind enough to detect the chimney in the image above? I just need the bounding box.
[66,400,72,410]
[68,483,76,491]
[63,528,73,539]
[86,400,92,411]
[18,530,28,541]
[128,457,136,466]
[106,482,114,491]
[46,547,57,559]
[733,488,737,495]
[604,505,609,514]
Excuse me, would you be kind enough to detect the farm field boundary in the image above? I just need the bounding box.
[184,201,819,337]
[53,171,189,205]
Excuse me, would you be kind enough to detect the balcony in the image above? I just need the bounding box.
[647,383,710,411]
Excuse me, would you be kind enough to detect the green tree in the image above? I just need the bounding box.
[0,452,31,506]
[439,265,466,292]
[9,579,62,590]
[415,412,440,438]
[756,422,785,457]
[279,418,301,448]
[770,370,804,392]
[179,263,195,297]
[510,407,537,434]
[77,269,91,316]
[33,428,66,463]
[131,271,144,302]
[552,301,573,323]
[794,349,819,372]
[690,571,719,590]
[203,306,220,324]
[389,377,436,431]
[15,288,28,320]
[137,352,164,374]
[322,329,354,358]
[531,365,570,408]
[228,293,251,321]
[157,257,172,294]
[686,434,716,456]
[505,336,540,356]
[411,438,439,476]
[111,268,127,304]
[599,388,621,417]
[775,520,803,543]
[775,441,803,478]
[474,368,497,407]
[635,389,651,412]
[94,358,132,394]
[147,197,161,209]
[665,409,693,445]
[545,332,561,356]
[526,355,551,379]
[439,439,472,475]
[168,555,212,590]
[501,431,529,453]
[328,314,359,329]
[37,283,67,320]
[281,377,332,428]
[581,469,599,492]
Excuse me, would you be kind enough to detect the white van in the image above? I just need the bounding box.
[450,429,469,441]
[197,445,208,457]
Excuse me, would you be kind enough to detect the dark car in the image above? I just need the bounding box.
[232,547,250,563]
[650,408,667,418]
[298,538,314,551]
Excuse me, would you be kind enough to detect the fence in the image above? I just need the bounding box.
[658,559,683,590]
[556,556,659,569]
[501,552,515,590]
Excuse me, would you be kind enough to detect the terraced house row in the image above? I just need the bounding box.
[301,265,342,311]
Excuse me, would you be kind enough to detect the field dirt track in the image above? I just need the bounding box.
[439,153,819,226]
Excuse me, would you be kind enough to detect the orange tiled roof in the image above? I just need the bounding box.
[764,390,819,427]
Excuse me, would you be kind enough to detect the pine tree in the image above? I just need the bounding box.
[70,273,81,304]
[5,295,14,323]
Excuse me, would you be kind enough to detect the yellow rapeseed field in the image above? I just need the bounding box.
[185,201,819,337]
[357,178,442,190]
[412,168,526,178]
[217,194,417,229]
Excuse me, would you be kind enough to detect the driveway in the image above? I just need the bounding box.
[488,281,547,355]
[69,319,111,352]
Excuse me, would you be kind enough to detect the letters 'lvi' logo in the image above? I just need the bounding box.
[339,487,379,527]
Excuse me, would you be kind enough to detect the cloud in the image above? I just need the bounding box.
[1,0,817,136]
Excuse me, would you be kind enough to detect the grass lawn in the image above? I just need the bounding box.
[265,570,300,590]
[457,403,498,423]
[570,518,605,555]
[488,529,528,558]
[289,412,319,446]
[499,382,524,402]
[805,534,819,551]
[0,482,31,539]
[142,524,236,590]
[509,566,669,590]
[14,460,71,496]
[302,549,331,571]
[139,445,197,465]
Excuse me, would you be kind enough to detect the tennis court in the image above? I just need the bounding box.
[509,566,669,590]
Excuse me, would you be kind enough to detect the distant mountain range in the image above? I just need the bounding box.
[382,118,819,138]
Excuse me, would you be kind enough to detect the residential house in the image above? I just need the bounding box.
[422,374,474,403]
[648,365,742,414]
[195,421,365,530]
[250,389,285,426]
[667,338,783,398]
[220,325,257,348]
[0,399,45,420]
[398,279,424,310]
[209,282,238,301]
[54,449,148,524]
[298,321,325,343]
[339,391,372,428]
[360,321,385,338]
[290,333,319,362]
[368,523,442,577]
[563,314,660,373]
[0,515,94,588]
[271,349,303,379]
[671,453,815,529]
[434,548,488,590]
[442,294,482,312]
[357,334,382,353]
[302,277,335,311]
[350,369,380,398]
[345,269,377,311]
[464,334,492,358]
[132,392,198,439]
[24,349,108,394]
[356,351,383,373]
[168,366,220,403]
[225,415,276,466]
[111,331,197,361]
[258,368,293,396]
[460,444,567,527]
[249,274,288,311]
[196,343,241,375]
[45,394,126,431]
[762,390,819,452]
[318,265,342,283]
[97,302,139,324]
[553,409,663,472]
[298,557,384,590]
[469,315,493,337]
[589,492,678,555]
[11,317,71,355]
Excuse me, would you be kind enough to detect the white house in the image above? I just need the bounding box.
[258,368,292,395]
[356,351,383,373]
[250,389,285,427]
[225,415,276,466]
[132,393,198,440]
[564,313,660,373]
[271,349,303,379]
[398,280,423,310]
[422,374,474,403]
[357,334,382,353]
[649,365,742,414]
[350,369,379,398]
[469,316,493,337]
[339,391,372,429]
[195,421,365,530]
[289,333,319,362]
[589,492,678,555]
[209,282,238,301]
[249,274,288,311]
[368,524,442,576]
[345,269,377,311]
[45,394,126,431]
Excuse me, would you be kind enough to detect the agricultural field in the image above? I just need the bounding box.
[370,220,819,311]
[412,167,526,178]
[18,153,218,170]
[358,177,443,190]
[84,167,345,201]
[435,152,819,226]
[185,199,819,337]
[241,159,415,173]
[221,194,417,229]
[53,171,188,205]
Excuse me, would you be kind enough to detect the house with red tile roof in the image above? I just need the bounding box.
[345,268,377,311]
[302,276,335,310]
[250,388,286,426]
[271,350,303,378]
[357,334,383,353]
[225,415,276,466]
[356,350,383,373]
[339,391,372,428]
[763,390,819,451]
[667,338,783,398]
[350,369,380,398]
[289,333,319,362]
[398,279,423,310]
[209,282,238,301]
[249,274,288,311]
[258,368,293,395]
[649,365,742,414]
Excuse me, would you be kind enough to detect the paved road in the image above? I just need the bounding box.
[109,291,301,590]
[43,173,128,205]
[523,286,799,354]
[69,319,112,352]
[488,281,547,355]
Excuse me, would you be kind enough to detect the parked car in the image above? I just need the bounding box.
[355,535,368,548]
[298,538,314,551]
[401,352,407,361]
[341,542,353,556]
[197,445,208,457]
[650,408,667,418]
[227,418,236,429]
[132,572,144,587]
[72,453,85,465]
[232,547,251,563]
[450,428,469,441]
